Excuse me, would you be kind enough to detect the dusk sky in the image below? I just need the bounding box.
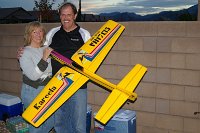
[0,0,198,15]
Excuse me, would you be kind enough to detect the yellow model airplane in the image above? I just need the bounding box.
[22,20,147,127]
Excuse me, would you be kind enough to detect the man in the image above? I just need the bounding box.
[18,2,91,133]
[47,2,91,133]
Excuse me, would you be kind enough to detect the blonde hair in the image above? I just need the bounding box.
[24,21,46,46]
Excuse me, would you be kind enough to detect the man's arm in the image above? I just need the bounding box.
[17,47,24,59]
[44,26,61,46]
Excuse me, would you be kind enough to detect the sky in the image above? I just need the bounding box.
[0,0,198,15]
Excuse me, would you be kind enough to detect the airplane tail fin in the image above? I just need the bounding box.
[95,64,147,124]
[117,64,147,101]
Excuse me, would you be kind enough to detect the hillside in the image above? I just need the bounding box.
[100,4,198,21]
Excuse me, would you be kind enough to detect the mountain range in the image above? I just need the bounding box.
[99,4,198,21]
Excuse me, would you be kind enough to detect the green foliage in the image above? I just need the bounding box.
[33,0,56,22]
[34,0,55,11]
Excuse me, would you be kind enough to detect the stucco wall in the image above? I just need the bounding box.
[0,21,200,133]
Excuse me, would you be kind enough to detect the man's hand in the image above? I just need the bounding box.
[17,47,24,59]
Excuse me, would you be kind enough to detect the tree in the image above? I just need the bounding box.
[77,0,82,21]
[34,0,55,22]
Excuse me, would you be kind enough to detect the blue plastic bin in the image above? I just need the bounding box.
[87,105,92,133]
[94,109,136,133]
[0,93,23,120]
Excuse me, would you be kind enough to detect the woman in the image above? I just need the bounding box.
[19,21,54,133]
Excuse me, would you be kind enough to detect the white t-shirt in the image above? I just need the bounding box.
[19,46,52,81]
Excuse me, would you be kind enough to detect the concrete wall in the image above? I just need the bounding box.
[0,21,200,133]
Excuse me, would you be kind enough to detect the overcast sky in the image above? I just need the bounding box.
[0,0,198,15]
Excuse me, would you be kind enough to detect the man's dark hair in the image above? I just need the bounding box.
[58,2,77,15]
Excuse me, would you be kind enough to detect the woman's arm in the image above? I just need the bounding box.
[19,48,51,81]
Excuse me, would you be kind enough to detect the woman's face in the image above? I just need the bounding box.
[30,27,44,47]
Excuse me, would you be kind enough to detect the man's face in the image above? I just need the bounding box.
[60,6,77,32]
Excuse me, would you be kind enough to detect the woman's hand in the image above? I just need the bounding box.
[42,47,53,61]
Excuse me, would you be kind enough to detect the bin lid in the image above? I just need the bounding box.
[0,93,21,106]
[94,109,136,122]
[112,109,136,121]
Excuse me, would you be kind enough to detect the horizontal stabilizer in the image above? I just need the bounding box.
[118,64,147,101]
[95,64,147,124]
[95,89,129,125]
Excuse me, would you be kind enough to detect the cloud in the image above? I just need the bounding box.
[82,0,198,15]
[128,0,198,15]
[124,0,197,7]
[0,0,36,10]
[0,0,198,15]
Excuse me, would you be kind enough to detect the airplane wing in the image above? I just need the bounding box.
[95,64,147,124]
[22,66,89,127]
[71,20,125,72]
